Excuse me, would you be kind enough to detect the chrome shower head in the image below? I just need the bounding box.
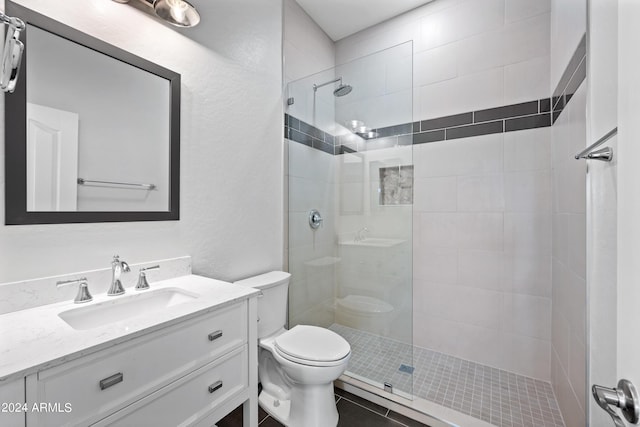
[333,83,352,97]
[313,77,353,97]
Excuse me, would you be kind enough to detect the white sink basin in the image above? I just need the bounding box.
[58,287,199,330]
[339,237,406,248]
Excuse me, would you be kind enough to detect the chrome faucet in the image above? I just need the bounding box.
[108,255,130,296]
[355,226,370,242]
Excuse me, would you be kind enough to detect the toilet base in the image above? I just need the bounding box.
[259,382,339,427]
[259,390,291,425]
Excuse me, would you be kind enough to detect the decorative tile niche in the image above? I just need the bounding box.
[379,165,414,205]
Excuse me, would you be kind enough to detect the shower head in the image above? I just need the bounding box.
[313,77,353,97]
[333,83,352,97]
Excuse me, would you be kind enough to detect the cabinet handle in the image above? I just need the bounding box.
[99,372,123,390]
[208,380,223,394]
[208,330,223,341]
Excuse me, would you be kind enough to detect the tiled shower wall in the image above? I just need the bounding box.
[549,0,588,426]
[335,0,554,380]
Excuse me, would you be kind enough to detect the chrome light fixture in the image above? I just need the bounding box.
[114,0,201,28]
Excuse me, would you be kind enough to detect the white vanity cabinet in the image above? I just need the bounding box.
[0,378,26,427]
[24,298,258,427]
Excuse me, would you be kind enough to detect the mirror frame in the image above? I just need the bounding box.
[4,2,180,225]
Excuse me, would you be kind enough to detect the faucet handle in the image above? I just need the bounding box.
[135,265,160,291]
[57,277,93,304]
[112,255,131,272]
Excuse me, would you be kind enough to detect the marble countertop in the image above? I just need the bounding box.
[0,274,259,383]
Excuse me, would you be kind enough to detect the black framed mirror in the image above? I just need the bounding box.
[5,1,180,225]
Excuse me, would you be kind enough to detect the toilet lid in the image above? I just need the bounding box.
[274,325,351,364]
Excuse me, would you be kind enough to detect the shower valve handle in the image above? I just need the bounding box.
[309,209,323,229]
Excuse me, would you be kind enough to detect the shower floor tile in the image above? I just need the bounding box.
[329,324,565,427]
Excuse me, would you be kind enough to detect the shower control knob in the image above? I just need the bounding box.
[309,209,323,229]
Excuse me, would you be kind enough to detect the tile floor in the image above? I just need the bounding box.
[216,388,430,426]
[330,324,565,427]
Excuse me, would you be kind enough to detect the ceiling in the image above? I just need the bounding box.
[294,0,435,41]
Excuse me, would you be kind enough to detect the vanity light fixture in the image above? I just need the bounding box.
[114,0,201,28]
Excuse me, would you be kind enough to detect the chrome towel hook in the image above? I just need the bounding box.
[575,127,617,162]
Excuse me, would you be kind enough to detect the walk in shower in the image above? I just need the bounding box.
[285,41,415,398]
[285,39,566,427]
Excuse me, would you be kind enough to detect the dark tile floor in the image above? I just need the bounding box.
[216,388,430,427]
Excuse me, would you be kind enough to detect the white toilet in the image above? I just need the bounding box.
[234,271,351,427]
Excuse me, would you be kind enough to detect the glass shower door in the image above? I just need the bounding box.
[285,41,414,398]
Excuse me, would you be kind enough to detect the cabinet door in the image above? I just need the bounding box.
[0,378,26,427]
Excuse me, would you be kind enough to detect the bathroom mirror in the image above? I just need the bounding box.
[4,2,180,224]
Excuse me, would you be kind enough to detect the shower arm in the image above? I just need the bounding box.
[313,77,342,92]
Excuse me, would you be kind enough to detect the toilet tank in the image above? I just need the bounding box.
[233,271,291,338]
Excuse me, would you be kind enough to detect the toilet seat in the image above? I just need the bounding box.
[274,325,351,367]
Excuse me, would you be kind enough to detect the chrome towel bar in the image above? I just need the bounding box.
[77,178,156,190]
[575,127,617,162]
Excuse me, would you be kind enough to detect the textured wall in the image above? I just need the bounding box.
[0,0,283,284]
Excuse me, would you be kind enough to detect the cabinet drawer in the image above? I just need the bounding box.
[30,302,247,427]
[93,345,248,427]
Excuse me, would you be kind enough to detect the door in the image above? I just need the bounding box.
[26,103,79,211]
[588,0,640,425]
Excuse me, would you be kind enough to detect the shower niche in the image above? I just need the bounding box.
[286,41,414,398]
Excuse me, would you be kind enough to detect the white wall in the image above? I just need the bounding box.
[336,0,551,122]
[334,0,553,380]
[283,0,334,83]
[549,0,588,425]
[0,0,284,284]
[283,0,336,134]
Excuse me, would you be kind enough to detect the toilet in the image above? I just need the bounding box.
[234,271,351,427]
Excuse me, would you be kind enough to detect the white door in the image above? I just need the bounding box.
[588,1,640,426]
[26,103,79,211]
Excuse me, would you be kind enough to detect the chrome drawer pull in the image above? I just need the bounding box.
[208,330,223,341]
[99,372,123,390]
[208,380,223,394]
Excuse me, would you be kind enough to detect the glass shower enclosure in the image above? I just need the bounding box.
[285,42,414,398]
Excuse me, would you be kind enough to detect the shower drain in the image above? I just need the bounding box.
[399,364,415,374]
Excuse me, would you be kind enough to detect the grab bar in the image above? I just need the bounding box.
[77,178,156,190]
[575,127,616,162]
